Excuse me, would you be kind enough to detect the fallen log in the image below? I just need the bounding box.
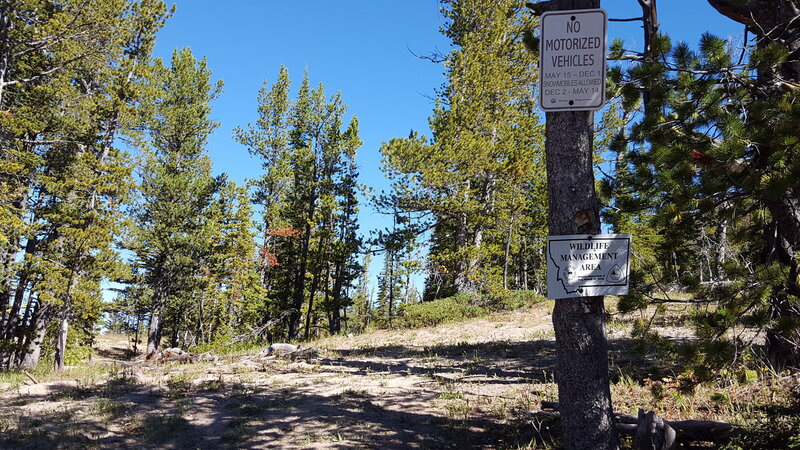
[535,402,737,445]
[97,359,145,367]
[258,343,319,360]
[160,353,196,363]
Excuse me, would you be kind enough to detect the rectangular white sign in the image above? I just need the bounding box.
[539,8,607,112]
[547,233,631,299]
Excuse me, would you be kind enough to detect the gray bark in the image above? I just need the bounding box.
[453,187,472,294]
[18,301,51,369]
[146,289,166,358]
[53,308,69,371]
[543,1,616,446]
[546,109,617,450]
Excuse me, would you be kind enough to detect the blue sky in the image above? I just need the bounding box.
[150,1,744,296]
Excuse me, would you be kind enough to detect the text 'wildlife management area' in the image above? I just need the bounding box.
[546,234,631,299]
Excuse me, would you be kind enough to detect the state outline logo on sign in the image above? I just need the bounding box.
[546,233,631,299]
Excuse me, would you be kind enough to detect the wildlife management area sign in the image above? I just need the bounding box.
[547,234,631,299]
[539,8,607,111]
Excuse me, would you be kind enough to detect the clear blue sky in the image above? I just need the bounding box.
[150,1,744,296]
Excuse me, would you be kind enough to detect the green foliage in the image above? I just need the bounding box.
[380,0,546,299]
[64,345,93,366]
[128,47,225,352]
[234,67,363,340]
[605,5,800,368]
[488,290,548,310]
[390,290,544,330]
[395,295,486,329]
[1,0,172,370]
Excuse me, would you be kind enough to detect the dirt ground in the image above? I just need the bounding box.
[0,302,782,449]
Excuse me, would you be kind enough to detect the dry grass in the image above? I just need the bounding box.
[0,300,796,449]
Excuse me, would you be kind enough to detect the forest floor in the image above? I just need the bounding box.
[0,300,798,449]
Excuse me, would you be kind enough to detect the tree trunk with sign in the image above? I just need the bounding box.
[540,0,618,449]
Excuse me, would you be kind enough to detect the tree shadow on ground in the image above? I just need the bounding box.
[0,334,729,449]
[331,335,698,385]
[0,376,550,449]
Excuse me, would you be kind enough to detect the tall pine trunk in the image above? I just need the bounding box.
[543,2,616,445]
[546,108,617,450]
[453,189,472,294]
[290,221,313,339]
[19,301,51,369]
[146,288,167,358]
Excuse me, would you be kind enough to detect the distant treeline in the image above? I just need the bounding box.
[2,0,799,371]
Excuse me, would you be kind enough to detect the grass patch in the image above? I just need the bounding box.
[396,296,487,328]
[333,388,370,400]
[135,414,191,444]
[165,373,192,399]
[437,392,464,400]
[91,398,132,418]
[390,291,548,329]
[222,417,251,443]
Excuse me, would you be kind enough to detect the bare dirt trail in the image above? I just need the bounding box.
[0,302,758,449]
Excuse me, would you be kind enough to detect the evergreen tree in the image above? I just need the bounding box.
[0,0,171,370]
[234,67,363,340]
[379,0,545,299]
[131,47,222,357]
[375,243,403,328]
[610,1,800,367]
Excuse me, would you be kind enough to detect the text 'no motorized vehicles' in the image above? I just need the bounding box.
[539,9,607,111]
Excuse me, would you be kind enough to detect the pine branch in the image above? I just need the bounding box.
[525,2,553,16]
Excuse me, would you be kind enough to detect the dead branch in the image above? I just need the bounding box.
[231,311,292,344]
[97,359,145,367]
[21,370,39,385]
[159,353,196,364]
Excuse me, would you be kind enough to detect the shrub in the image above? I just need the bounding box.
[189,336,261,355]
[391,291,547,330]
[492,290,548,310]
[396,296,485,328]
[65,345,93,366]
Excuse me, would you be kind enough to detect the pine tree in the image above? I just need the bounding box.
[375,244,403,328]
[379,0,545,299]
[0,0,171,370]
[611,1,800,367]
[131,47,222,357]
[234,67,363,340]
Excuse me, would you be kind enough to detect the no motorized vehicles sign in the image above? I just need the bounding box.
[539,9,607,111]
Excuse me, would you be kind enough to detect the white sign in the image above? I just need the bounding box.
[539,9,607,111]
[547,234,631,299]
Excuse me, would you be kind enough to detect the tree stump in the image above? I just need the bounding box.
[634,409,677,450]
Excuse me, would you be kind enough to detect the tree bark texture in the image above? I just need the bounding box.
[546,109,616,447]
[146,290,166,359]
[18,302,50,369]
[289,220,312,339]
[544,0,616,442]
